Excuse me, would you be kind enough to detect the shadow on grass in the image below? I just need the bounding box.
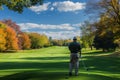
[0,50,17,53]
[0,61,69,71]
[21,56,69,60]
[80,56,120,73]
[0,71,66,80]
[83,50,114,55]
[0,71,119,80]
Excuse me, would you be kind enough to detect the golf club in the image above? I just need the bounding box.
[80,56,88,71]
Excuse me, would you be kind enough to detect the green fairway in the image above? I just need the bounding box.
[0,46,120,80]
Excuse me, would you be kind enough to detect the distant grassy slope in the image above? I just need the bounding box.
[0,46,119,80]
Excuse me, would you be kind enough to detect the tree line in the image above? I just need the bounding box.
[0,19,76,52]
[80,0,120,51]
[0,20,50,52]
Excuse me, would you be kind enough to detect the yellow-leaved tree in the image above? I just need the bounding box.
[0,22,6,51]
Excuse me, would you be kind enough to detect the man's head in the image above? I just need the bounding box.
[73,37,77,41]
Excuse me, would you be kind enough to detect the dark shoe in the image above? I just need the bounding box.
[69,72,72,76]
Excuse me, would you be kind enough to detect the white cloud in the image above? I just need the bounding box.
[50,7,54,11]
[35,31,80,39]
[29,1,86,13]
[29,2,51,13]
[53,1,86,12]
[18,23,75,30]
[18,22,82,39]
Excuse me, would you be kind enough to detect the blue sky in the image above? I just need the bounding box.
[0,0,89,39]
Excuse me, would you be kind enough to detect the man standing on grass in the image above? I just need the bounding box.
[68,37,81,76]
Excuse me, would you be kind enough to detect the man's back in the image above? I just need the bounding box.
[68,41,81,53]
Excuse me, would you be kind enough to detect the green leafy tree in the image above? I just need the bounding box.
[93,31,117,52]
[38,34,49,47]
[80,21,95,50]
[0,0,43,13]
[28,33,49,49]
[28,33,41,49]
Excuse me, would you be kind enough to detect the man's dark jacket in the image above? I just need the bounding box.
[68,41,81,53]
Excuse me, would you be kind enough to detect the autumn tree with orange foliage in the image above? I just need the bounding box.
[18,33,31,49]
[2,19,23,49]
[2,19,31,50]
[5,27,19,50]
